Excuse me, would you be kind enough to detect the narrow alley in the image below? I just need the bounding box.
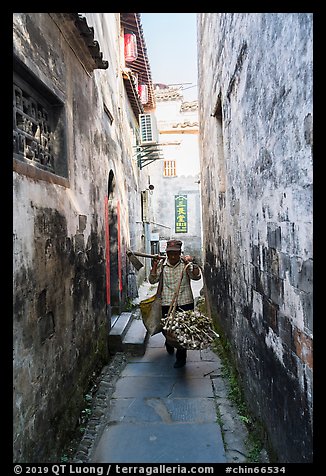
[69,279,268,464]
[13,12,313,469]
[73,336,245,463]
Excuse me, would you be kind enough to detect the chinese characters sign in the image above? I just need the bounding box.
[175,195,188,233]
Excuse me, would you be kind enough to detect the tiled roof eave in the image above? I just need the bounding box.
[50,13,109,70]
[121,13,156,111]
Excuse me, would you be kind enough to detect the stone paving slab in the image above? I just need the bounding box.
[120,359,219,378]
[163,397,217,422]
[112,374,215,399]
[129,347,202,362]
[112,376,177,398]
[108,397,217,423]
[91,422,226,463]
[170,378,215,398]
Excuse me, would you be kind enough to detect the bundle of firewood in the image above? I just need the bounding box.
[161,309,219,350]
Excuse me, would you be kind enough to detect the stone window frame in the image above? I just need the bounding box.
[13,58,69,187]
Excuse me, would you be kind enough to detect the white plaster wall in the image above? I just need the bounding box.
[145,91,202,257]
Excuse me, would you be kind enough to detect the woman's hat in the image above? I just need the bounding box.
[166,239,182,252]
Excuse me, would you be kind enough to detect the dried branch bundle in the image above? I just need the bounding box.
[161,309,219,350]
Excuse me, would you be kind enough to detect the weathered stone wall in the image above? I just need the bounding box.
[13,13,144,462]
[197,13,313,462]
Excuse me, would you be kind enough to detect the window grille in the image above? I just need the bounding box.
[13,63,67,178]
[163,160,176,177]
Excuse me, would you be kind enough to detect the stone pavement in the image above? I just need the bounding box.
[72,338,252,464]
[91,334,226,463]
[71,277,260,464]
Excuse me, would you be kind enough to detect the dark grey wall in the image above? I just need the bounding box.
[198,13,313,463]
[13,13,143,462]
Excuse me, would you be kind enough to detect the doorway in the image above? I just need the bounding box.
[105,170,122,316]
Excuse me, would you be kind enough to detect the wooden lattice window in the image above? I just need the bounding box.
[163,160,176,177]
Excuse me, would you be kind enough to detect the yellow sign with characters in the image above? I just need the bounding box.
[175,195,188,233]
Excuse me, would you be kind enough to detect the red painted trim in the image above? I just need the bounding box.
[104,196,110,305]
[117,200,123,292]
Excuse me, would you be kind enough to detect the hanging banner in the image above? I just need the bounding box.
[175,195,188,233]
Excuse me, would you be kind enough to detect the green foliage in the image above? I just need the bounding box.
[199,297,267,463]
[196,296,206,313]
[246,436,265,463]
[124,297,137,311]
[211,328,267,462]
[58,358,110,463]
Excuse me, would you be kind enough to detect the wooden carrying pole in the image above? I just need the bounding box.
[126,249,165,271]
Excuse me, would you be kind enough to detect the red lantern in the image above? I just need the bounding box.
[138,84,149,104]
[124,32,138,62]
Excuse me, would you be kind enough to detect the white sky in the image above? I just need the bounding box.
[140,13,198,101]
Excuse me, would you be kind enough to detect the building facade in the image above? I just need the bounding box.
[13,12,155,462]
[144,84,202,261]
